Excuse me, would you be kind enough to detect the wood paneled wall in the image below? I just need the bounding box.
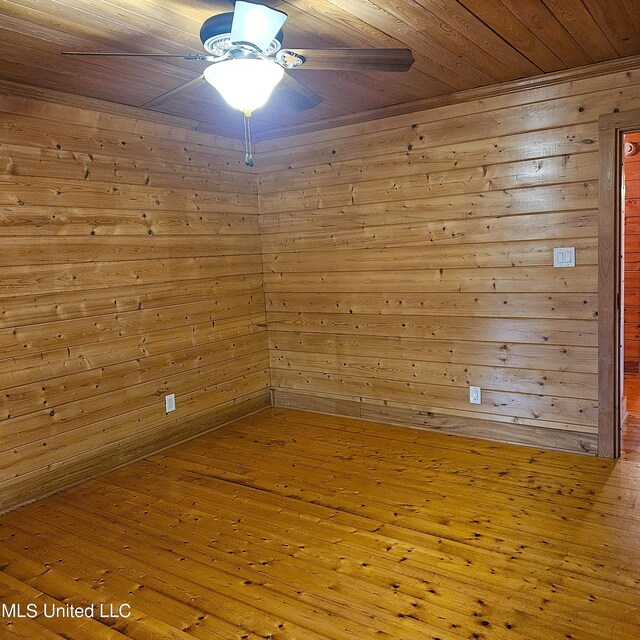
[256,66,640,455]
[624,132,640,375]
[0,90,269,512]
[6,61,640,510]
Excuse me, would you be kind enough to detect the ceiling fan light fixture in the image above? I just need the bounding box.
[203,58,284,116]
[230,1,287,52]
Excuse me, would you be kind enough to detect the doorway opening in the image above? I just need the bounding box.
[597,110,640,458]
[622,132,640,460]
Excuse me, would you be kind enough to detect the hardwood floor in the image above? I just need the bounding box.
[1,407,640,639]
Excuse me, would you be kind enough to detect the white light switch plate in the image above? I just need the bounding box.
[469,386,482,405]
[553,247,576,268]
[165,393,176,413]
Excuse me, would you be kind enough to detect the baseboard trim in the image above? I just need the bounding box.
[273,389,597,456]
[0,390,271,515]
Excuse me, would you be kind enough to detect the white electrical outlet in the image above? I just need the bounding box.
[553,247,576,268]
[469,386,482,405]
[165,393,176,413]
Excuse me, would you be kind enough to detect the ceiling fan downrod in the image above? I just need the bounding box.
[243,114,254,167]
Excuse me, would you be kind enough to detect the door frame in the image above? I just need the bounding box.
[598,109,640,457]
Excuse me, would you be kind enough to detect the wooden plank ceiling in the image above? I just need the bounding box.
[1,0,640,139]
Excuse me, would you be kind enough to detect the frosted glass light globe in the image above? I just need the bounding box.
[204,58,284,116]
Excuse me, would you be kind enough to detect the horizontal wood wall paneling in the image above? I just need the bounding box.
[259,189,596,237]
[7,53,640,505]
[263,265,598,293]
[356,402,598,448]
[0,236,260,265]
[0,254,263,297]
[0,329,267,399]
[0,273,263,329]
[0,111,251,174]
[0,175,256,214]
[0,80,246,146]
[270,369,598,427]
[0,358,269,479]
[266,290,598,319]
[0,93,266,512]
[260,208,597,254]
[266,311,597,346]
[0,207,259,237]
[1,315,266,409]
[258,122,598,194]
[0,392,271,515]
[253,65,640,454]
[272,391,596,454]
[302,391,597,437]
[1,334,268,425]
[258,154,599,214]
[0,146,257,194]
[623,325,640,341]
[623,270,640,291]
[271,350,597,399]
[0,318,264,398]
[0,295,264,359]
[263,239,598,272]
[625,198,640,216]
[257,82,640,170]
[268,331,597,373]
[257,58,640,146]
[0,357,268,482]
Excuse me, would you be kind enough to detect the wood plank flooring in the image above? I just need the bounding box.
[2,407,640,639]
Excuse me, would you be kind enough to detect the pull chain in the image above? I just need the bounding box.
[243,113,254,167]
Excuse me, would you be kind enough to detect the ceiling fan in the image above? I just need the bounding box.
[62,1,414,165]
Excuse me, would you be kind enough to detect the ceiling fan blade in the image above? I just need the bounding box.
[62,51,211,60]
[276,72,323,111]
[141,75,206,109]
[290,48,414,72]
[230,1,287,52]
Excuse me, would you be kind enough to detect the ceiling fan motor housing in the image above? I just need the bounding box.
[200,13,284,56]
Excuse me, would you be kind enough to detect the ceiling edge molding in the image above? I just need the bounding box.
[255,53,640,145]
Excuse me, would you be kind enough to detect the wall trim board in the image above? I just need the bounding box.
[0,390,271,515]
[256,54,640,145]
[272,390,597,456]
[598,108,640,457]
